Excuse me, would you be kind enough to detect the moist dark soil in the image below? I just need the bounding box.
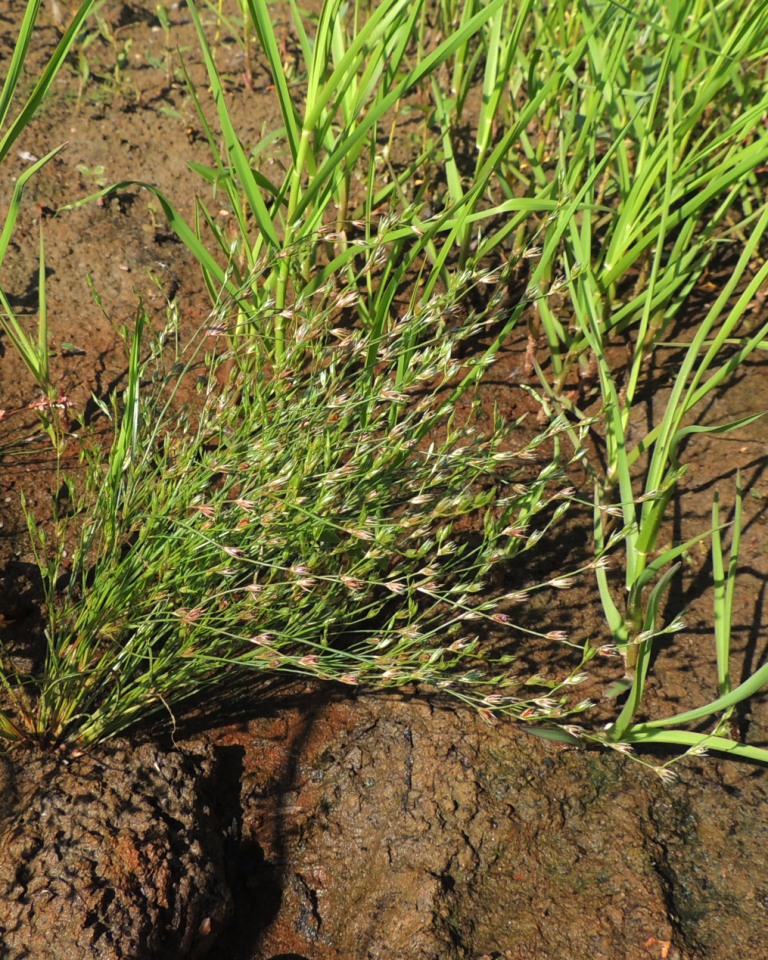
[1,4,768,959]
[0,741,232,959]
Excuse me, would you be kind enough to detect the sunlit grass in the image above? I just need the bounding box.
[1,0,768,768]
[5,266,585,744]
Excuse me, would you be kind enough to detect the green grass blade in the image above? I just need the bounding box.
[37,222,49,387]
[188,0,279,249]
[62,180,234,297]
[618,729,768,764]
[593,492,627,645]
[0,145,65,264]
[294,0,505,224]
[244,0,301,162]
[0,0,42,133]
[104,311,146,544]
[630,655,768,731]
[611,563,680,738]
[0,1,97,166]
[725,473,743,685]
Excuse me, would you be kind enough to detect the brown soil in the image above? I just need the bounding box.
[1,4,768,959]
[0,740,232,959]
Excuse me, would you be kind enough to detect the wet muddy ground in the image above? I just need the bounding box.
[1,3,768,958]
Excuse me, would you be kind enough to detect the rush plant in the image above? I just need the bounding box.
[1,267,585,744]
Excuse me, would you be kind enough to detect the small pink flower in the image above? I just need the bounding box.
[174,607,204,624]
[483,694,507,706]
[28,393,71,411]
[502,525,527,537]
[350,528,375,541]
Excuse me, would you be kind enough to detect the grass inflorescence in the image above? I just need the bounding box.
[1,0,768,770]
[4,265,585,743]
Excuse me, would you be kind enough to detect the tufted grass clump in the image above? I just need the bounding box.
[0,265,590,745]
[5,0,768,767]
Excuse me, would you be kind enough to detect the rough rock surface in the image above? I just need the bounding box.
[0,740,232,960]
